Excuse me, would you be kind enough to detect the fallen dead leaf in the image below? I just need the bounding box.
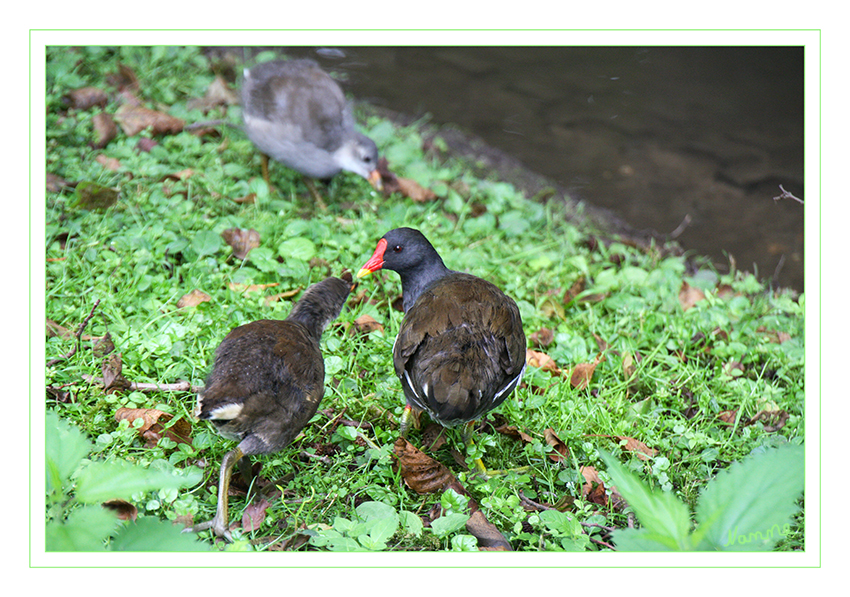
[544,428,570,463]
[569,354,604,390]
[163,169,196,182]
[526,349,564,377]
[231,193,256,205]
[106,63,140,92]
[114,104,185,136]
[102,353,129,391]
[589,434,658,461]
[228,282,280,293]
[92,331,116,358]
[392,437,467,497]
[92,112,118,148]
[47,172,72,193]
[563,277,586,304]
[114,407,192,448]
[95,154,121,171]
[717,410,738,426]
[102,499,138,521]
[421,423,447,452]
[242,498,271,532]
[466,510,512,551]
[351,314,384,335]
[136,137,159,153]
[221,227,260,260]
[177,289,212,308]
[757,326,792,344]
[529,327,554,348]
[264,288,301,305]
[746,409,790,433]
[678,281,706,311]
[64,87,108,110]
[186,75,240,113]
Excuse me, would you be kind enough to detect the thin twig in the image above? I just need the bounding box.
[668,214,692,240]
[773,184,803,204]
[46,300,101,367]
[81,374,203,394]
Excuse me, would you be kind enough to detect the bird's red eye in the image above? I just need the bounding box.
[393,245,403,253]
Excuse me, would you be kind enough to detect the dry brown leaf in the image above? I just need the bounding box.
[242,498,271,533]
[95,154,121,171]
[466,510,512,551]
[352,314,384,335]
[228,282,280,293]
[398,177,437,202]
[114,104,185,136]
[231,193,256,204]
[186,75,240,113]
[64,87,108,110]
[757,326,792,344]
[616,436,657,461]
[392,437,467,496]
[106,63,140,92]
[529,327,554,348]
[114,407,192,448]
[92,332,116,358]
[543,428,570,463]
[264,288,301,305]
[177,289,212,308]
[102,353,129,391]
[622,352,637,382]
[92,112,118,148]
[526,349,564,377]
[717,410,738,426]
[221,227,260,260]
[102,499,138,521]
[421,423,447,452]
[47,172,72,193]
[569,354,604,390]
[746,409,790,432]
[563,277,586,304]
[136,137,159,153]
[678,281,706,311]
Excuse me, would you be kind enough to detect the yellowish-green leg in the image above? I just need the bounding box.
[399,404,413,438]
[189,446,244,542]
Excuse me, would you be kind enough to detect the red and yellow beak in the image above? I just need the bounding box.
[357,238,387,279]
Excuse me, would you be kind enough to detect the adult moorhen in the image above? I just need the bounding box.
[241,59,381,208]
[357,228,526,473]
[189,274,352,541]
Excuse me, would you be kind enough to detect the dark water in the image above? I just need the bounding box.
[273,46,805,291]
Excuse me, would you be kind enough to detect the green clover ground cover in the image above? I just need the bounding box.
[44,46,805,552]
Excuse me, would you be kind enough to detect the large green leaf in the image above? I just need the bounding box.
[109,517,209,552]
[695,443,804,551]
[45,505,119,551]
[599,450,693,550]
[45,411,92,495]
[75,461,201,504]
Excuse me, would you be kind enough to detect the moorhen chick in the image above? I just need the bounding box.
[190,274,352,541]
[357,228,526,473]
[241,59,382,207]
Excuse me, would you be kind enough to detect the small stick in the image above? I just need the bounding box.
[46,300,101,367]
[81,374,203,394]
[773,184,804,204]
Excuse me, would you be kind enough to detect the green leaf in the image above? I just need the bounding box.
[695,444,804,551]
[599,450,693,550]
[75,461,201,503]
[45,411,92,495]
[191,230,222,257]
[400,510,424,538]
[430,513,470,538]
[278,237,316,262]
[109,517,209,551]
[607,528,677,552]
[46,505,119,551]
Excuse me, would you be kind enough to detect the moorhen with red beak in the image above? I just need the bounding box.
[189,274,352,541]
[357,228,526,473]
[242,59,382,207]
